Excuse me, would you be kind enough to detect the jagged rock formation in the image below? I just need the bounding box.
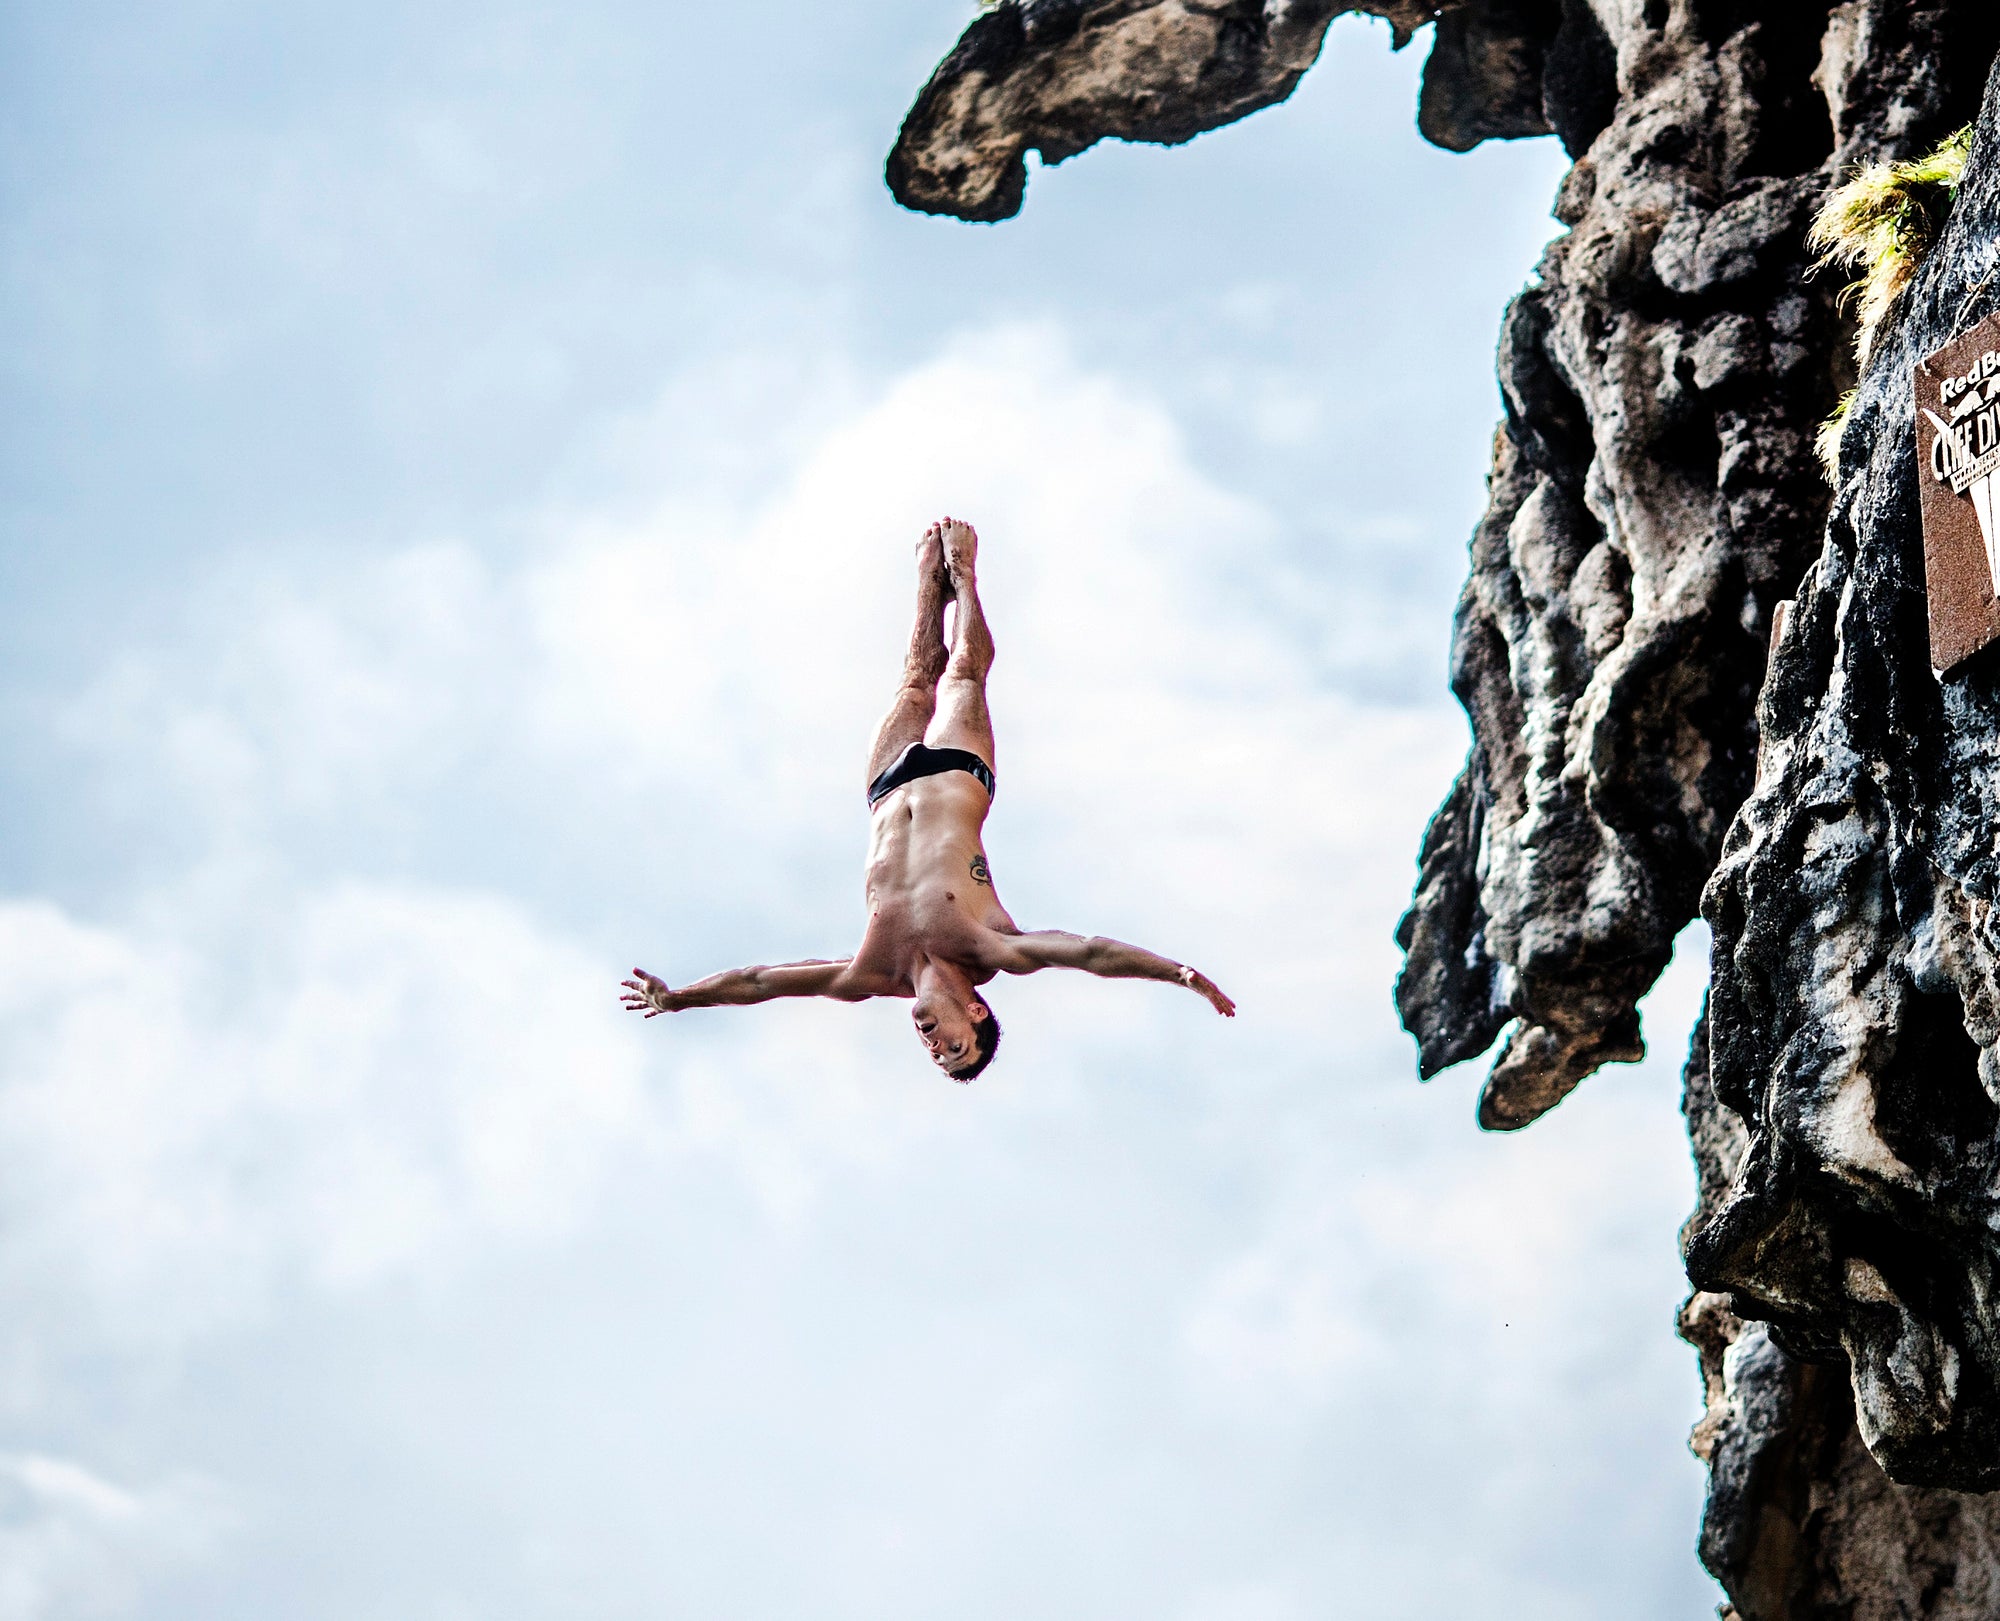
[1684,11,2000,1549]
[888,3,2000,1615]
[889,2,1419,223]
[1395,0,1994,1136]
[1685,1018,2000,1617]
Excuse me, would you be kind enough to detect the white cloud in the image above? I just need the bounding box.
[0,1453,231,1621]
[18,327,1461,1337]
[0,885,652,1334]
[5,6,1712,1612]
[1183,926,1712,1401]
[3,325,1710,1616]
[1177,1585,1307,1621]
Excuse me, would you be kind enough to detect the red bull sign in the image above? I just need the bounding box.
[1916,313,2000,673]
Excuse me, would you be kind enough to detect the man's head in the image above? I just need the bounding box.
[912,961,1001,1082]
[949,1006,1000,1082]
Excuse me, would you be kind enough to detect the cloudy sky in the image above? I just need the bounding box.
[0,3,1723,1616]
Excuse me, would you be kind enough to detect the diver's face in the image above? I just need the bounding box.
[912,993,984,1076]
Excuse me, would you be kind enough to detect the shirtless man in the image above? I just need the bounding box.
[620,518,1235,1081]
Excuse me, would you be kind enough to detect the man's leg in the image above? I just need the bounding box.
[929,519,996,769]
[866,523,952,789]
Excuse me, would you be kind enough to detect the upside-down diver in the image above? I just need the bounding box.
[621,518,1235,1080]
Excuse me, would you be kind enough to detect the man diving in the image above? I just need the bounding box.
[620,518,1235,1081]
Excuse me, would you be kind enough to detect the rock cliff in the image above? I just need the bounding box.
[1683,38,2000,1609]
[888,3,2000,1615]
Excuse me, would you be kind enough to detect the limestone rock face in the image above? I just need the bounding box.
[888,1,1362,223]
[1694,51,2000,1501]
[889,0,1633,225]
[1684,1017,2000,1617]
[1394,0,1998,1134]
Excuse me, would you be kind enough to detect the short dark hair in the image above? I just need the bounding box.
[949,1007,1001,1083]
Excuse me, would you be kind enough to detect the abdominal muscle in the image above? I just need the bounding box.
[859,773,1011,972]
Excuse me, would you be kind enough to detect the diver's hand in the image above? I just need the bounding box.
[621,968,683,1017]
[1178,966,1236,1017]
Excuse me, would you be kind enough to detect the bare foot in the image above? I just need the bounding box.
[940,517,978,587]
[916,521,947,588]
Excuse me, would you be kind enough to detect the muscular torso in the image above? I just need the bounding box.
[852,772,1015,993]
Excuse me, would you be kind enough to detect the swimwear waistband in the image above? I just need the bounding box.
[867,741,996,808]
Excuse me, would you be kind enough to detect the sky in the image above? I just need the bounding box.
[0,3,1724,1616]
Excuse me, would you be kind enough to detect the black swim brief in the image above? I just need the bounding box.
[867,741,996,809]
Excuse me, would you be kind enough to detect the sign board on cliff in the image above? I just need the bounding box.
[1916,313,2000,673]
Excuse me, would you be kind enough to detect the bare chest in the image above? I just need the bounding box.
[861,794,1011,967]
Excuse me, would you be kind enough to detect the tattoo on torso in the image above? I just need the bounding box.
[970,854,991,887]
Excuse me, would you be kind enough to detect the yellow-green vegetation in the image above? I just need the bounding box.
[1807,125,1973,478]
[1810,125,1972,346]
[1815,388,1858,481]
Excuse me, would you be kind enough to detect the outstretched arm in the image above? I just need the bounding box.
[621,959,865,1016]
[998,931,1236,1016]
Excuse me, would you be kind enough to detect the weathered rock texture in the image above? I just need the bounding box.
[1686,14,2000,1551]
[889,2,1409,222]
[1394,0,1990,1136]
[889,2,2000,1614]
[1685,1013,2000,1617]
